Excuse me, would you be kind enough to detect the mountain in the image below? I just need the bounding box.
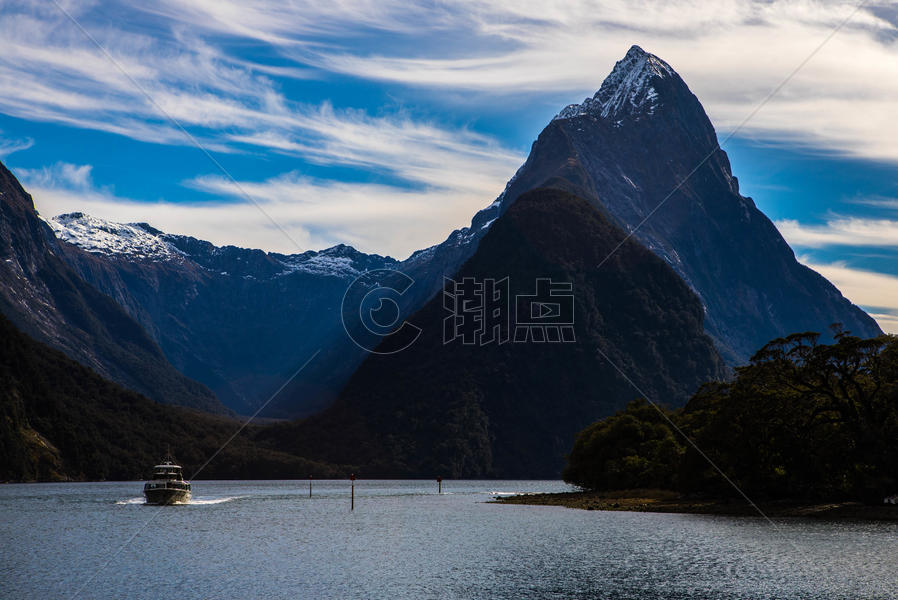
[260,188,728,478]
[260,45,883,478]
[47,211,397,415]
[0,311,343,481]
[29,44,880,421]
[480,45,881,362]
[0,162,224,413]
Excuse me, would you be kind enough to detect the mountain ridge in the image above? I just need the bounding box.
[48,211,399,276]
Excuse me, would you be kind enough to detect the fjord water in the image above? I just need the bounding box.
[1,481,895,599]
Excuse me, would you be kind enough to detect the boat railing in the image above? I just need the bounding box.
[144,481,191,490]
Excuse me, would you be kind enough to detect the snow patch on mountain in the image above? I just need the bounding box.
[46,212,396,278]
[279,252,360,277]
[554,45,674,122]
[47,212,183,261]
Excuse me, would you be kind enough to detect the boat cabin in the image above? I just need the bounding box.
[151,461,185,481]
[144,461,191,492]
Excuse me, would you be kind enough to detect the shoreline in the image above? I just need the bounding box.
[493,489,898,520]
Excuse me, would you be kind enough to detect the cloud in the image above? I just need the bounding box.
[19,162,94,189]
[0,133,34,158]
[4,1,898,162]
[227,103,522,195]
[183,172,492,256]
[137,0,441,42]
[776,217,898,248]
[802,260,898,334]
[143,0,898,162]
[0,0,525,257]
[850,195,898,210]
[6,0,898,260]
[0,2,294,148]
[868,312,898,334]
[20,161,505,258]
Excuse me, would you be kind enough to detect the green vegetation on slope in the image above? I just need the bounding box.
[564,328,898,502]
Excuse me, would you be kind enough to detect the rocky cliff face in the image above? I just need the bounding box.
[0,162,223,413]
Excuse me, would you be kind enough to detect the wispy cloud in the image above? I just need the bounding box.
[184,172,491,256]
[5,0,898,258]
[341,1,898,162]
[0,133,34,158]
[139,0,898,162]
[776,217,898,248]
[1,2,523,256]
[850,195,898,210]
[20,161,505,258]
[19,162,94,189]
[4,1,898,162]
[226,103,521,196]
[802,259,898,334]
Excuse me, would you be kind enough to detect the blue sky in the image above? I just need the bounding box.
[1,0,897,331]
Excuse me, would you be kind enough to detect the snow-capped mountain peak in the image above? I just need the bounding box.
[276,244,397,278]
[45,211,399,279]
[47,212,183,261]
[554,45,674,122]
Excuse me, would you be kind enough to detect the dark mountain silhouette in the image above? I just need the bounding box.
[42,199,510,418]
[260,188,728,477]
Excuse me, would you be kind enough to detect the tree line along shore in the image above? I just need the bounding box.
[500,328,898,519]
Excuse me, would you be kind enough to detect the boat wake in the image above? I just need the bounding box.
[115,496,243,506]
[188,496,242,505]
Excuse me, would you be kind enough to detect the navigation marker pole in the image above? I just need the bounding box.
[350,474,355,511]
[309,475,312,498]
[437,476,442,494]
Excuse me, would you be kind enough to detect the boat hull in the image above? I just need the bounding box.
[144,488,191,505]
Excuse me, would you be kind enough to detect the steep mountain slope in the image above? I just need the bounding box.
[483,45,880,363]
[261,188,727,478]
[0,162,223,413]
[0,312,342,482]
